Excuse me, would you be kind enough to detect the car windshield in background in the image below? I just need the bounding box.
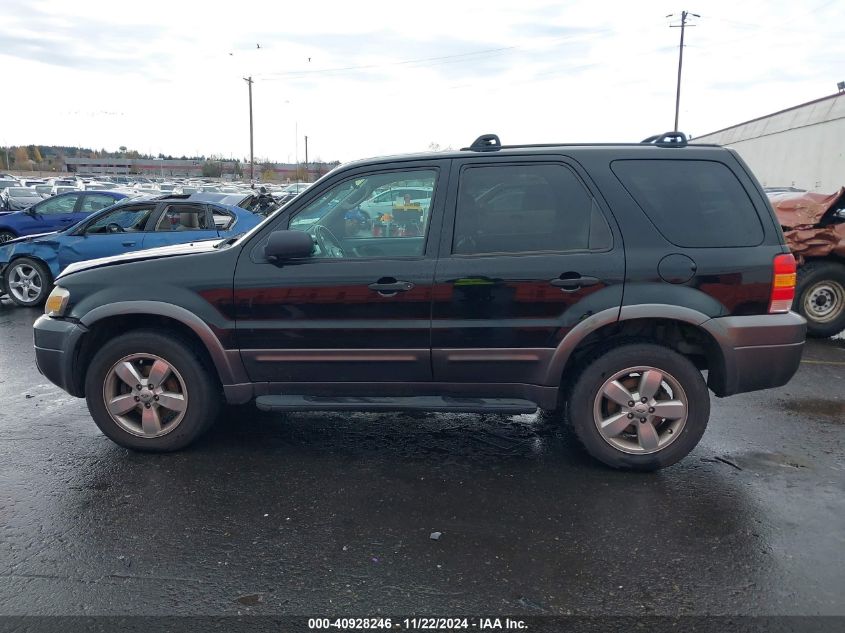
[8,188,38,196]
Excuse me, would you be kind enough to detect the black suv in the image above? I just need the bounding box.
[33,133,806,470]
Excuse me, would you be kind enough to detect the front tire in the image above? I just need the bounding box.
[4,257,52,306]
[794,260,845,338]
[84,331,221,451]
[0,231,17,244]
[566,344,710,471]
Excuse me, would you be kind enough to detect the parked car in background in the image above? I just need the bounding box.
[0,197,262,306]
[1,187,43,212]
[0,178,19,192]
[358,186,433,217]
[33,184,53,198]
[0,190,128,243]
[51,185,80,196]
[767,187,845,337]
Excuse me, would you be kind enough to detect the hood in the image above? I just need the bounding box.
[59,238,224,278]
[767,187,845,262]
[768,187,845,228]
[3,231,60,245]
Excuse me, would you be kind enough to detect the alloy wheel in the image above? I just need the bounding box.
[102,354,188,438]
[593,365,688,455]
[8,263,43,303]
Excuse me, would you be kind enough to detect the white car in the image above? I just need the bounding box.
[358,186,433,217]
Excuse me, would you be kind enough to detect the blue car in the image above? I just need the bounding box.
[0,190,129,243]
[0,196,263,306]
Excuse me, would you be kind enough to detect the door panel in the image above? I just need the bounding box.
[235,258,436,382]
[234,160,450,384]
[432,157,625,385]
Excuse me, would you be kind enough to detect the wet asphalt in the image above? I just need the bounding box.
[0,301,843,618]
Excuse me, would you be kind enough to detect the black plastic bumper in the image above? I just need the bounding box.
[33,315,88,397]
[703,311,807,396]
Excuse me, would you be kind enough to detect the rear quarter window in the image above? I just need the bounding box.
[611,159,764,247]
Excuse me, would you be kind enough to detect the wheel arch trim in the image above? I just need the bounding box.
[545,304,717,385]
[78,301,249,386]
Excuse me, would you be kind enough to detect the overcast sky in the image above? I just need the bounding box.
[2,0,842,164]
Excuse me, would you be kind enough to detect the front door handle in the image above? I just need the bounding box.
[550,275,600,292]
[368,279,415,295]
[122,241,136,247]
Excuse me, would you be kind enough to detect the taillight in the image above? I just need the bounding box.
[769,253,797,313]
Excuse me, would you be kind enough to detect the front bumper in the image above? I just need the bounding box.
[33,315,88,397]
[703,311,807,396]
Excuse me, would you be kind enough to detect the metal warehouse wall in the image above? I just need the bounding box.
[694,92,845,193]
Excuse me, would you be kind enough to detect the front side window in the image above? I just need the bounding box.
[154,204,210,231]
[34,194,79,214]
[86,205,156,234]
[452,164,608,255]
[289,169,437,259]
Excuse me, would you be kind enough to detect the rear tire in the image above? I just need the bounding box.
[4,257,52,307]
[794,260,845,338]
[565,343,709,471]
[84,330,221,451]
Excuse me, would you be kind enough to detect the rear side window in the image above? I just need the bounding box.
[452,163,611,255]
[611,159,763,247]
[155,204,210,231]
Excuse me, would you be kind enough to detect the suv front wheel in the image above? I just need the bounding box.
[84,331,221,451]
[566,343,709,471]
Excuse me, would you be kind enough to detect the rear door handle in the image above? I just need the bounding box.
[550,275,600,292]
[368,279,415,295]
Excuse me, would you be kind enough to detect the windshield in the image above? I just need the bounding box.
[9,188,37,196]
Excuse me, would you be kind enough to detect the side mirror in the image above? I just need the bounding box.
[264,230,314,261]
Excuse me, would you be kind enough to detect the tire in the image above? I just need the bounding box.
[0,231,17,244]
[565,343,710,471]
[84,330,221,451]
[3,257,52,307]
[794,260,845,338]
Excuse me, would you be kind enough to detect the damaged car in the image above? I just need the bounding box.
[0,196,262,307]
[768,188,845,337]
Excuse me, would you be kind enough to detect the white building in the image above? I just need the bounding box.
[694,92,845,193]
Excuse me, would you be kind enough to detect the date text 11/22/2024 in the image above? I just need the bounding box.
[307,618,528,630]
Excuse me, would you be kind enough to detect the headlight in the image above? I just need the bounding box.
[44,286,70,317]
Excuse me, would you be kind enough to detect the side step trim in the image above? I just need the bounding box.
[255,395,538,414]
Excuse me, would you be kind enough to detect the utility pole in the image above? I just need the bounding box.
[669,10,699,131]
[304,135,309,182]
[243,76,254,182]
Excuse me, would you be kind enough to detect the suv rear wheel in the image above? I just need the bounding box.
[84,331,221,451]
[566,343,709,471]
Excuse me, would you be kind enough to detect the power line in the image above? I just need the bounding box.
[254,45,519,80]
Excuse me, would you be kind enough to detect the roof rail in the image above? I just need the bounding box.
[462,134,502,152]
[641,131,688,147]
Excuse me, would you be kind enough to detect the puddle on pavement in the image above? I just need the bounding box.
[210,408,583,464]
[729,451,811,471]
[780,398,845,421]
